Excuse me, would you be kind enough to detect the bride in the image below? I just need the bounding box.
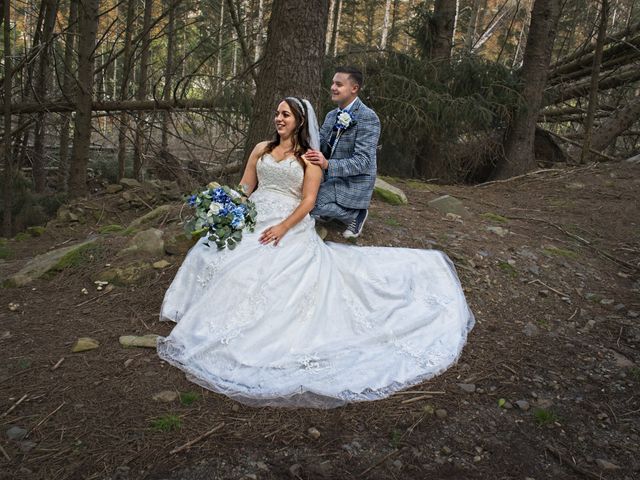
[158,97,474,408]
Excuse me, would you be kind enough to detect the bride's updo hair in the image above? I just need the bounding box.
[264,96,311,168]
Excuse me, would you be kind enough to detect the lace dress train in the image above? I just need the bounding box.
[157,154,475,408]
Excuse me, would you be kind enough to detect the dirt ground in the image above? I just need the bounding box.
[0,160,638,480]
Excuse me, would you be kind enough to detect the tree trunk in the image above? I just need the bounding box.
[430,0,458,63]
[68,0,99,198]
[243,0,329,163]
[32,0,59,193]
[497,0,561,178]
[464,0,482,52]
[117,0,135,181]
[254,0,264,62]
[388,0,401,49]
[161,0,176,151]
[216,0,225,89]
[133,0,153,180]
[58,0,78,192]
[380,0,392,49]
[588,95,640,158]
[325,0,336,55]
[3,0,13,236]
[329,0,342,56]
[580,0,608,163]
[512,0,531,68]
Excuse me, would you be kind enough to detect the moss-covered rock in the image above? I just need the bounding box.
[97,261,152,286]
[373,178,408,205]
[99,224,126,234]
[165,232,198,255]
[128,205,171,229]
[26,226,46,237]
[3,238,99,287]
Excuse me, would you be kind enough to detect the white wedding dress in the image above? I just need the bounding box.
[158,153,475,408]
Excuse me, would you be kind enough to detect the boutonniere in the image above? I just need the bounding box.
[330,110,357,156]
[335,110,356,130]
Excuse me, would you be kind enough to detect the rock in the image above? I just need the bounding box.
[503,401,513,409]
[523,322,540,337]
[538,289,549,297]
[128,205,171,229]
[595,459,620,470]
[153,260,171,269]
[628,310,639,318]
[289,464,302,477]
[6,426,27,441]
[441,446,452,455]
[611,351,634,368]
[8,302,19,311]
[373,178,408,205]
[315,225,328,241]
[119,178,141,188]
[119,334,159,348]
[515,400,530,411]
[486,226,508,237]
[307,427,321,439]
[152,390,178,402]
[18,440,37,452]
[457,383,476,393]
[256,461,269,472]
[428,195,470,218]
[106,184,124,194]
[118,228,164,257]
[600,298,615,306]
[165,233,198,255]
[435,409,448,419]
[97,262,152,286]
[392,459,403,469]
[4,239,98,287]
[72,337,100,352]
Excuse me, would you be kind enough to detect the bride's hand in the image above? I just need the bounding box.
[259,223,289,246]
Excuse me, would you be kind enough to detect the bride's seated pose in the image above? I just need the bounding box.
[157,97,475,408]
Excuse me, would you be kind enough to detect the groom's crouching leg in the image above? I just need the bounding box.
[310,203,357,225]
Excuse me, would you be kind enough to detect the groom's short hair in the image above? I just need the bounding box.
[335,66,363,90]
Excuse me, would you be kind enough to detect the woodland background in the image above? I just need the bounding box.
[1,0,639,236]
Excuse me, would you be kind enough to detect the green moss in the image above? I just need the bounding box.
[99,224,126,234]
[179,391,200,406]
[0,243,12,260]
[533,408,557,426]
[14,232,30,242]
[151,414,181,432]
[385,217,402,227]
[497,261,518,277]
[52,243,100,271]
[373,188,407,205]
[27,226,46,237]
[481,212,508,223]
[122,226,138,236]
[543,247,578,259]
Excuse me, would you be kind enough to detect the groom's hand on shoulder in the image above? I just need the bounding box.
[305,150,328,170]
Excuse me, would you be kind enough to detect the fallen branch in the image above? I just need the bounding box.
[2,394,28,418]
[475,169,564,188]
[169,421,225,454]
[400,394,433,404]
[543,130,618,161]
[0,443,10,462]
[528,279,570,298]
[28,402,65,435]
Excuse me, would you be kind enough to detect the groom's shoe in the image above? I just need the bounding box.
[343,209,368,239]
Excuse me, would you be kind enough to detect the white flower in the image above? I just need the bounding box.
[337,111,352,128]
[227,188,241,199]
[208,202,223,215]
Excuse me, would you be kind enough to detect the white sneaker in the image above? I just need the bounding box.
[342,209,368,239]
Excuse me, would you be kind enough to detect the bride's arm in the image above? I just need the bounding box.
[259,162,323,246]
[239,141,268,195]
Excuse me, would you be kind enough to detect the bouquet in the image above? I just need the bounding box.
[184,182,257,250]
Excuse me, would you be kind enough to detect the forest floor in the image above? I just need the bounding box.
[0,160,639,480]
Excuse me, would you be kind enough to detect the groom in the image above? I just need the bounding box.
[306,66,381,238]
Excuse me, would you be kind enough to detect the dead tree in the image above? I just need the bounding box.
[58,0,78,192]
[3,0,13,236]
[580,0,608,163]
[117,0,136,181]
[68,0,100,198]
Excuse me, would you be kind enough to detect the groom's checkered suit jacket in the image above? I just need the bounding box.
[317,98,381,211]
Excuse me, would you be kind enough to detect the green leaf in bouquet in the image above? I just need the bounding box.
[227,238,237,250]
[190,227,208,239]
[231,230,242,241]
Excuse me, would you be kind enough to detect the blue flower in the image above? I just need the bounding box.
[212,187,229,203]
[187,194,197,206]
